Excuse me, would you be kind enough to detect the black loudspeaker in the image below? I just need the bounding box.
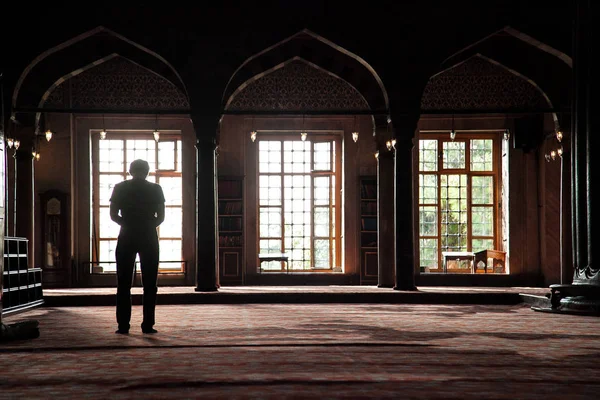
[512,114,544,152]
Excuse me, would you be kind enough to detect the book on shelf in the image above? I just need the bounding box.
[360,180,376,199]
[218,201,243,214]
[218,218,242,231]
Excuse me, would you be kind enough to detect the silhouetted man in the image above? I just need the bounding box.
[110,159,165,334]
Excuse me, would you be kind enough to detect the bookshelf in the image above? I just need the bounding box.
[218,176,244,285]
[2,237,44,316]
[359,176,378,284]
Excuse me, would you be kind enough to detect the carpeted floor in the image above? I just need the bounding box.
[1,303,599,399]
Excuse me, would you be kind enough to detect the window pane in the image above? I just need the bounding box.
[100,175,125,205]
[98,240,117,269]
[161,208,182,237]
[99,140,124,172]
[419,174,438,204]
[159,177,182,206]
[314,207,330,237]
[419,206,437,236]
[259,239,283,270]
[472,239,494,253]
[260,207,282,237]
[176,140,182,172]
[419,238,438,270]
[158,141,175,170]
[471,139,493,171]
[441,174,468,252]
[314,239,330,269]
[472,176,493,205]
[99,207,120,238]
[419,140,438,171]
[443,141,465,169]
[472,206,493,236]
[313,142,331,171]
[126,139,156,172]
[159,239,182,262]
[314,176,330,205]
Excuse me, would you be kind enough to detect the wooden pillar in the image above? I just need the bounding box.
[392,114,419,291]
[376,117,396,287]
[194,128,219,292]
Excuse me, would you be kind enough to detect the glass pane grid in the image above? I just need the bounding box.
[470,139,493,171]
[443,142,466,169]
[419,140,438,172]
[95,135,183,273]
[258,139,336,272]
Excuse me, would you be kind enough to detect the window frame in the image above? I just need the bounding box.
[416,131,502,274]
[256,133,342,272]
[90,130,184,274]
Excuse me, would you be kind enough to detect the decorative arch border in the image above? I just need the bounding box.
[222,29,389,113]
[11,26,189,114]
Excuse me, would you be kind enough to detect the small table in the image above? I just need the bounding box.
[474,250,506,273]
[442,251,475,273]
[258,253,290,273]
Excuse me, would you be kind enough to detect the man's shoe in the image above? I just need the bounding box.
[142,327,158,334]
[115,329,129,335]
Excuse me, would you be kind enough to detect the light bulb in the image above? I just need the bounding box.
[35,153,40,161]
[7,138,14,148]
[153,130,160,142]
[550,150,557,160]
[503,129,510,141]
[100,130,107,140]
[32,150,37,158]
[386,140,392,151]
[374,151,379,159]
[45,129,53,142]
[352,131,359,143]
[556,130,563,142]
[250,131,257,142]
[301,132,307,141]
[557,146,563,157]
[450,130,456,140]
[391,139,396,148]
[545,154,551,162]
[14,140,20,149]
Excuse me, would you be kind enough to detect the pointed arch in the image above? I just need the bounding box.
[222,29,389,113]
[12,26,189,115]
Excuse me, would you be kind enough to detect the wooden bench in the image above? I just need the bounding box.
[258,253,290,273]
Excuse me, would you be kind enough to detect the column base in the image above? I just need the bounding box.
[194,286,219,292]
[393,284,417,291]
[531,284,600,316]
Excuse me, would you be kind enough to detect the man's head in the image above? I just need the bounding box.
[129,159,150,179]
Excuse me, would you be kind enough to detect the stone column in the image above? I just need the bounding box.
[547,0,598,312]
[392,113,419,291]
[194,132,219,292]
[376,118,396,287]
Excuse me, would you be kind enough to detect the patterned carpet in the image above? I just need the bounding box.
[1,303,599,399]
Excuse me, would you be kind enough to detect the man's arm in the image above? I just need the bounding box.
[155,185,166,227]
[110,201,123,226]
[155,201,165,227]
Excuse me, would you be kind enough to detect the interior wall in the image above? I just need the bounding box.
[219,114,376,278]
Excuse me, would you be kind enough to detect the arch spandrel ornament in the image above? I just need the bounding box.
[226,60,369,112]
[44,56,189,110]
[421,55,549,110]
